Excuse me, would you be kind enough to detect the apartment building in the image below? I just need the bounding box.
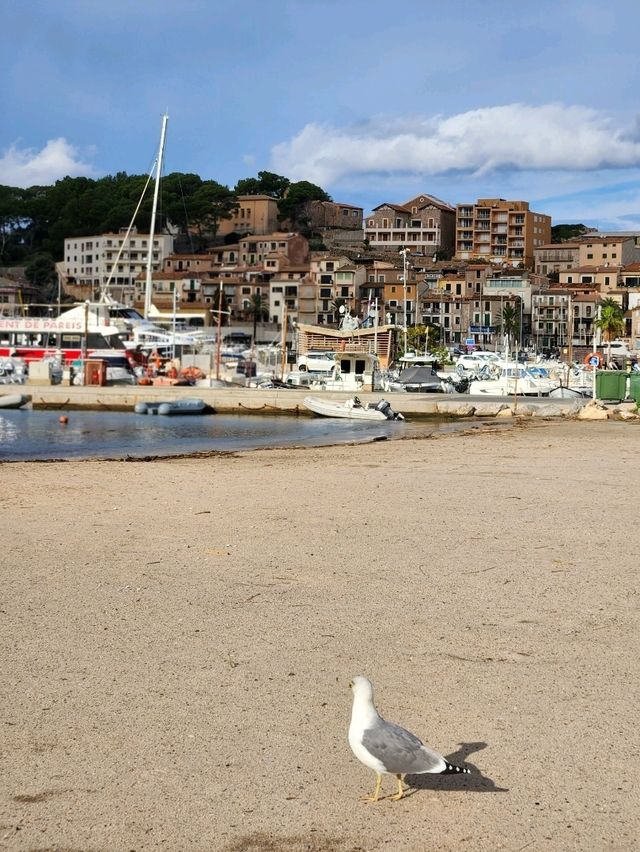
[364,194,456,256]
[237,233,309,267]
[162,246,240,274]
[267,267,310,325]
[534,243,580,276]
[63,228,174,301]
[532,285,600,352]
[304,255,367,325]
[576,235,638,267]
[380,266,419,328]
[559,265,622,298]
[455,199,551,268]
[217,195,280,238]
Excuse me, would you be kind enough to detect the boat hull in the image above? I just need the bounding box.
[303,395,404,421]
[0,393,29,409]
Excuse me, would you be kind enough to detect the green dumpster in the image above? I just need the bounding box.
[629,373,640,404]
[596,370,627,401]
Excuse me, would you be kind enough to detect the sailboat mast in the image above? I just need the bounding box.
[144,113,169,320]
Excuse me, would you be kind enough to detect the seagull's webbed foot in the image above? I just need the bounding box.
[361,773,383,802]
[389,774,405,801]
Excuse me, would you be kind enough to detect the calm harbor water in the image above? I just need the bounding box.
[0,409,500,461]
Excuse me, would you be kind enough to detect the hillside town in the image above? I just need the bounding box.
[2,191,639,360]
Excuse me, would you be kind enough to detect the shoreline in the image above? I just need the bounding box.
[1,419,638,851]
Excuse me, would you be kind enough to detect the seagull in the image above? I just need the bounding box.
[348,676,470,801]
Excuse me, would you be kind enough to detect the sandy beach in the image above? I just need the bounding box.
[1,419,639,851]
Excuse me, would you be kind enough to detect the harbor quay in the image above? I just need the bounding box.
[20,383,593,419]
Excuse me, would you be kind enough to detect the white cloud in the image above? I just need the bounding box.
[0,138,96,187]
[271,104,640,185]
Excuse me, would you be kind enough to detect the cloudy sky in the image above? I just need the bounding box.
[2,0,640,229]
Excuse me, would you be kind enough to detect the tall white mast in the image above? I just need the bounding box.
[144,113,169,320]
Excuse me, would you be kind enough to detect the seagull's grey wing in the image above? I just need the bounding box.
[361,718,447,775]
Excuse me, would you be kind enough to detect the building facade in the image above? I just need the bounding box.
[63,228,174,301]
[364,194,456,257]
[455,199,551,268]
[533,243,580,276]
[217,195,280,238]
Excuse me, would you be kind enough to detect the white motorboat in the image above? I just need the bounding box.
[469,365,560,396]
[303,395,404,421]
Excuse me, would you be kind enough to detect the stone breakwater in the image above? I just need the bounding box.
[12,384,639,421]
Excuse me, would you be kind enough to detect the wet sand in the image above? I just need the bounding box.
[1,420,639,851]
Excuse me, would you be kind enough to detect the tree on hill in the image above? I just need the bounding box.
[551,223,592,243]
[277,180,331,232]
[187,181,238,243]
[25,253,58,302]
[234,171,290,199]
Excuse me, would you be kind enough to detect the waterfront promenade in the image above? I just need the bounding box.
[1,420,638,851]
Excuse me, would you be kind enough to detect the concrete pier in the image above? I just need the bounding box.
[20,383,587,419]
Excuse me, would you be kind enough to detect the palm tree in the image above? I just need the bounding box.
[497,303,520,353]
[246,292,269,345]
[595,298,625,365]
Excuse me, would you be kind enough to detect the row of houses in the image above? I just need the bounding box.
[51,224,640,354]
[60,192,553,290]
[2,190,637,354]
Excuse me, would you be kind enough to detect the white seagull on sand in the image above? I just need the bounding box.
[348,676,470,801]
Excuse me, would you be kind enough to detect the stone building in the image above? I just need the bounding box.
[364,193,456,257]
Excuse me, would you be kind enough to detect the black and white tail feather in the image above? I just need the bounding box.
[441,761,471,774]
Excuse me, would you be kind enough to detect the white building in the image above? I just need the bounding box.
[63,227,174,301]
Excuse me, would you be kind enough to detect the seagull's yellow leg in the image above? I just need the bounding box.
[390,774,405,801]
[362,773,383,802]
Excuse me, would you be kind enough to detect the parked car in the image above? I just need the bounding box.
[455,352,503,374]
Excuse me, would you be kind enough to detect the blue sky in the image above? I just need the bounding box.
[2,0,640,229]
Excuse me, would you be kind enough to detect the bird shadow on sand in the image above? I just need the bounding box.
[405,741,508,795]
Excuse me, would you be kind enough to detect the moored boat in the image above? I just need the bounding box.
[0,393,29,409]
[135,398,212,416]
[303,395,404,421]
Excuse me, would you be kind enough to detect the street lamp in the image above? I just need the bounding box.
[399,247,409,353]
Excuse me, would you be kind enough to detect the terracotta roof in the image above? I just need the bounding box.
[562,265,622,274]
[578,235,636,244]
[410,194,456,213]
[370,203,412,214]
[622,263,640,272]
